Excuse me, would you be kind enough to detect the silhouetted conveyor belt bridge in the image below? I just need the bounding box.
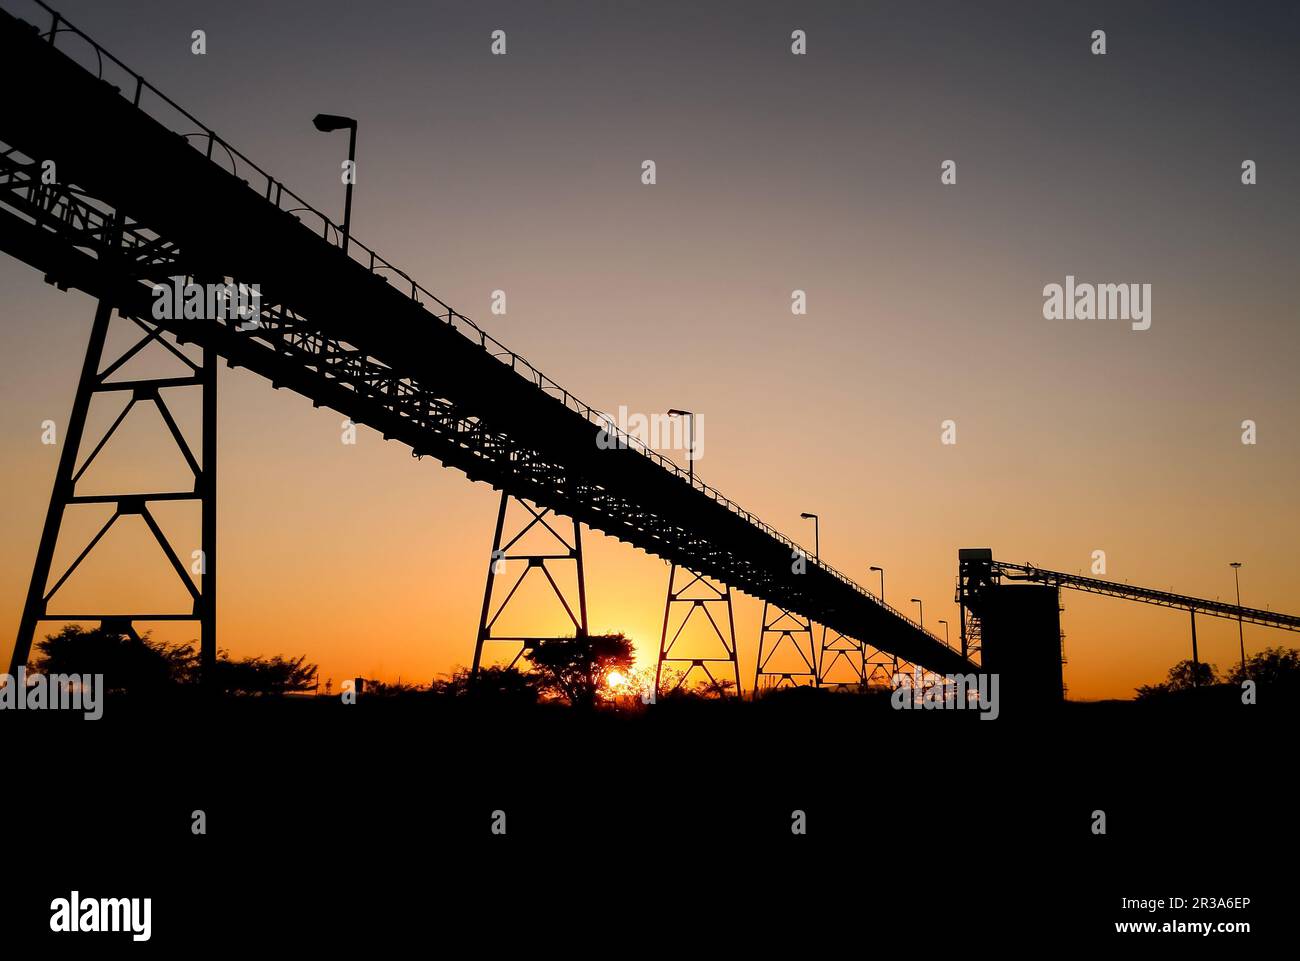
[0,2,974,676]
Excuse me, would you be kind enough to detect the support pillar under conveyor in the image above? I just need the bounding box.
[10,295,218,682]
[754,603,818,694]
[470,491,589,682]
[817,626,866,687]
[654,565,742,698]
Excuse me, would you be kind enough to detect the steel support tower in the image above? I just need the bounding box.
[471,492,589,678]
[817,625,866,687]
[754,603,818,692]
[863,645,900,687]
[654,565,742,697]
[10,287,217,679]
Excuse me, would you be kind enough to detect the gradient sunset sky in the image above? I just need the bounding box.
[2,0,1298,698]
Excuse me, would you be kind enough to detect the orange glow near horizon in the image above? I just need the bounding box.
[3,5,1298,700]
[2,290,1297,701]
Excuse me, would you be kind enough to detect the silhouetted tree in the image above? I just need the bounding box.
[523,633,634,708]
[210,652,317,696]
[1135,658,1219,699]
[32,625,193,695]
[1226,646,1300,690]
[1167,658,1218,690]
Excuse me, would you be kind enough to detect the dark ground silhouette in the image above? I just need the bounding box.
[4,633,1290,947]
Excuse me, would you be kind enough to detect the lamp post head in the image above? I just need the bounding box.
[911,598,921,604]
[1230,562,1242,569]
[800,512,817,520]
[313,113,357,133]
[667,408,691,417]
[870,565,883,572]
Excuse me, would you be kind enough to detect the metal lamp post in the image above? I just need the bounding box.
[668,409,694,484]
[800,513,819,565]
[312,113,358,255]
[1230,562,1245,674]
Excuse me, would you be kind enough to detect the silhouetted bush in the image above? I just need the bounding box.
[30,625,317,698]
[33,625,192,695]
[209,653,317,697]
[432,665,541,703]
[659,675,737,700]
